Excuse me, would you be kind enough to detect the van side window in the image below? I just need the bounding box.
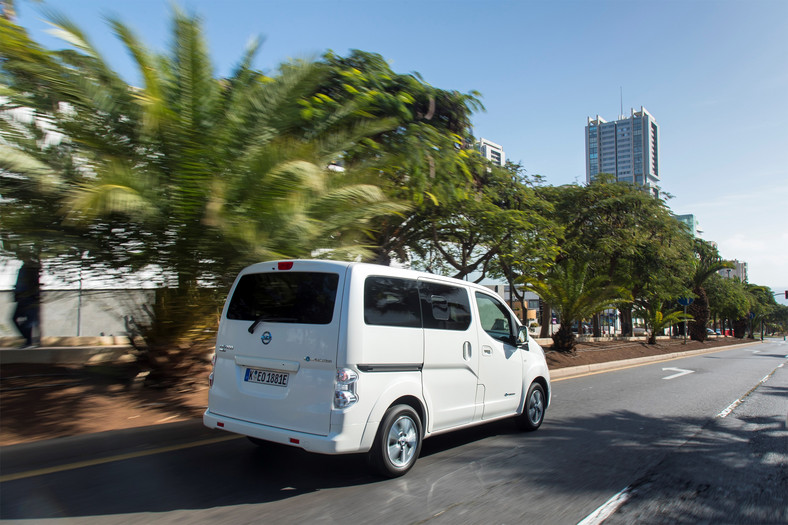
[364,277,422,328]
[475,292,513,342]
[420,282,472,331]
[227,272,339,324]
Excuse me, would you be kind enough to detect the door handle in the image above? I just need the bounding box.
[463,341,472,360]
[482,345,493,356]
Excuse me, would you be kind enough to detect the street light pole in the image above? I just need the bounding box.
[683,304,687,344]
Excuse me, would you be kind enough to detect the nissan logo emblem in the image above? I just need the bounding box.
[261,331,272,345]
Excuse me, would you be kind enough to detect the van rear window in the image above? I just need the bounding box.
[227,272,339,325]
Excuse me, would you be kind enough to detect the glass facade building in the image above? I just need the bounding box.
[586,107,660,196]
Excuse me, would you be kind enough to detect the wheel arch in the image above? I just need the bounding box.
[532,375,550,409]
[518,374,551,414]
[389,395,426,433]
[358,378,427,451]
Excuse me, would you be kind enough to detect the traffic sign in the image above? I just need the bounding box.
[677,297,694,307]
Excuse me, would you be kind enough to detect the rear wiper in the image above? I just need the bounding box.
[248,316,298,334]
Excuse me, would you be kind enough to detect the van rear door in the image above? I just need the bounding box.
[208,261,345,436]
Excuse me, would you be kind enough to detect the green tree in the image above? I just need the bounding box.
[705,273,749,335]
[688,240,734,341]
[541,175,694,336]
[520,259,631,351]
[311,50,486,265]
[487,166,561,322]
[767,303,788,334]
[742,284,777,339]
[409,161,558,285]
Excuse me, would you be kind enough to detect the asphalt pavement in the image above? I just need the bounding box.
[0,339,785,524]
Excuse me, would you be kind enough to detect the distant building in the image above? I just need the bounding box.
[477,138,505,167]
[586,107,660,196]
[483,284,539,321]
[719,260,748,282]
[674,214,703,238]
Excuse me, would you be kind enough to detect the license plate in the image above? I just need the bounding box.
[244,368,289,387]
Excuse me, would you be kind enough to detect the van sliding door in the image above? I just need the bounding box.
[419,280,480,431]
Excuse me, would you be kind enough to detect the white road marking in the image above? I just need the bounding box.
[717,362,782,418]
[717,398,743,419]
[576,486,633,525]
[661,367,694,380]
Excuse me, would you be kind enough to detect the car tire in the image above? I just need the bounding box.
[517,382,546,431]
[367,404,422,478]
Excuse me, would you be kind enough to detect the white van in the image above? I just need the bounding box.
[204,260,550,477]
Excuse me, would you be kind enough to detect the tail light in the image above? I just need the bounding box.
[208,353,216,387]
[334,368,359,408]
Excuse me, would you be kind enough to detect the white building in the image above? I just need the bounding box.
[586,107,660,196]
[719,260,748,282]
[477,138,505,167]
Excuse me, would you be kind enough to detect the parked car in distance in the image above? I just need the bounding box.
[204,260,551,477]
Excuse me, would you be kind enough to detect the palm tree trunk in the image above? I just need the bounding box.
[552,323,576,352]
[689,286,709,342]
[539,301,551,338]
[620,306,633,336]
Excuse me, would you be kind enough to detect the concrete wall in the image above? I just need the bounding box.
[0,289,154,338]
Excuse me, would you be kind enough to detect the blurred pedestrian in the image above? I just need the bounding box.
[12,261,41,348]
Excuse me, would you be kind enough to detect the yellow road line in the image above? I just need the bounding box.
[0,434,241,483]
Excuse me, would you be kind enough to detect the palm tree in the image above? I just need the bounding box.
[635,298,692,344]
[688,240,733,342]
[1,11,407,380]
[520,259,632,351]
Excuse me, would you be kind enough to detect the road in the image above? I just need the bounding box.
[1,340,786,524]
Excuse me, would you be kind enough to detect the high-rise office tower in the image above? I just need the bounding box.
[586,107,660,196]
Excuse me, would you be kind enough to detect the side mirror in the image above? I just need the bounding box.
[516,325,529,350]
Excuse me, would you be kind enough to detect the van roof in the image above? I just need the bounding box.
[241,260,498,294]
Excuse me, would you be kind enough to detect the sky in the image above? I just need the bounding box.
[8,0,788,304]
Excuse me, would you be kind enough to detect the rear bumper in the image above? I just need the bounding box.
[203,409,368,454]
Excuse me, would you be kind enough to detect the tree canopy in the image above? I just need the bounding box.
[1,8,781,370]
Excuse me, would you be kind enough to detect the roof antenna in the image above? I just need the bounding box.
[620,86,623,118]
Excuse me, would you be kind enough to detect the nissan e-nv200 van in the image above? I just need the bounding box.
[204,260,550,477]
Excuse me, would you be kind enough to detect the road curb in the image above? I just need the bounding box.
[0,345,134,365]
[549,341,763,380]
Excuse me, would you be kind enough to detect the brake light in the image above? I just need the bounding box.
[278,261,294,270]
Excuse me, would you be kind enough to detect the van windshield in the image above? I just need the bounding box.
[227,272,339,325]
